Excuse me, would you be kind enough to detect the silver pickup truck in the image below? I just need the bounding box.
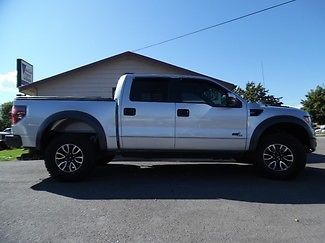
[6,74,316,181]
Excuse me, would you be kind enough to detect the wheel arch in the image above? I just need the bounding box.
[249,116,313,151]
[36,111,107,151]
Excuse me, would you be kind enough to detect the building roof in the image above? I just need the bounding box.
[19,51,235,92]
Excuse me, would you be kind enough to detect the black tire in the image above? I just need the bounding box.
[256,133,306,179]
[0,141,8,150]
[44,134,96,182]
[96,154,115,166]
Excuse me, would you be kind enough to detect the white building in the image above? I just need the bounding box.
[19,51,235,98]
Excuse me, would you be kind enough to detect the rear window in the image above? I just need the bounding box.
[130,78,170,102]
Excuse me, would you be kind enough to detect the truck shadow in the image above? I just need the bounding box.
[31,160,325,204]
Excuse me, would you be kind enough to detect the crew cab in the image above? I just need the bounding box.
[6,74,317,181]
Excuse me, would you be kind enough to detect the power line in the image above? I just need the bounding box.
[133,0,297,52]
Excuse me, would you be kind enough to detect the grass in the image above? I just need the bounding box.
[0,149,26,161]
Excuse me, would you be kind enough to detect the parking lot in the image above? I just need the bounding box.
[1,138,325,242]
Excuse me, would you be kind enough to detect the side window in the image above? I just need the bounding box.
[130,78,170,102]
[180,79,228,106]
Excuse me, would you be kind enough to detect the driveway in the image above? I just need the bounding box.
[1,138,325,242]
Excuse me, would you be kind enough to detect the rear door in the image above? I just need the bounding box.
[120,77,176,149]
[175,78,247,151]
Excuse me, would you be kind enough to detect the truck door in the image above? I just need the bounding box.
[175,78,247,151]
[120,77,175,149]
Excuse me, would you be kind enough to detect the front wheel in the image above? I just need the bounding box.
[44,134,96,181]
[256,134,306,179]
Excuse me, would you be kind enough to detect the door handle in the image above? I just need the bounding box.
[177,109,190,117]
[124,108,136,116]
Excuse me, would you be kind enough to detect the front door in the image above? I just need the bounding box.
[175,78,247,151]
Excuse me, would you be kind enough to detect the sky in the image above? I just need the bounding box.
[0,0,324,107]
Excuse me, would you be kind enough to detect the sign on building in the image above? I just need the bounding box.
[17,59,33,87]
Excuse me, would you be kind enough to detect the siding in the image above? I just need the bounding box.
[35,55,225,97]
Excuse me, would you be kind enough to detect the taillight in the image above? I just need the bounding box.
[11,105,26,125]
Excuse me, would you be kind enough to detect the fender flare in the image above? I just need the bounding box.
[249,115,313,151]
[36,111,107,150]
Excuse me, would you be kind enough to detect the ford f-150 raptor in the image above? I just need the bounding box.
[6,74,317,181]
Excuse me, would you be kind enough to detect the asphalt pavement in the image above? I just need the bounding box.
[1,138,325,242]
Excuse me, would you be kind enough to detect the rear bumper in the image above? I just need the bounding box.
[5,135,22,148]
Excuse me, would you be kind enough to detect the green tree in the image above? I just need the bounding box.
[301,85,325,124]
[234,81,283,106]
[0,102,13,131]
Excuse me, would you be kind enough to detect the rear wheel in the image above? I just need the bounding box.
[256,133,306,179]
[44,134,96,181]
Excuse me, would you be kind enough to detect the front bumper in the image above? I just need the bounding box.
[5,135,22,148]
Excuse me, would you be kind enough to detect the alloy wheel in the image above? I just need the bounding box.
[262,144,294,171]
[55,144,84,172]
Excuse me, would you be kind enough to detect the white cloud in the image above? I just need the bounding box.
[293,104,303,109]
[0,71,19,104]
[289,103,303,109]
[0,71,17,92]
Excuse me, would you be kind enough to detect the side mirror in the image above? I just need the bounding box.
[226,93,239,107]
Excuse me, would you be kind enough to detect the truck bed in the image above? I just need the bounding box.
[15,96,114,101]
[12,97,117,149]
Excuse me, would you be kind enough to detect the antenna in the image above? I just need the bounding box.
[261,61,265,87]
